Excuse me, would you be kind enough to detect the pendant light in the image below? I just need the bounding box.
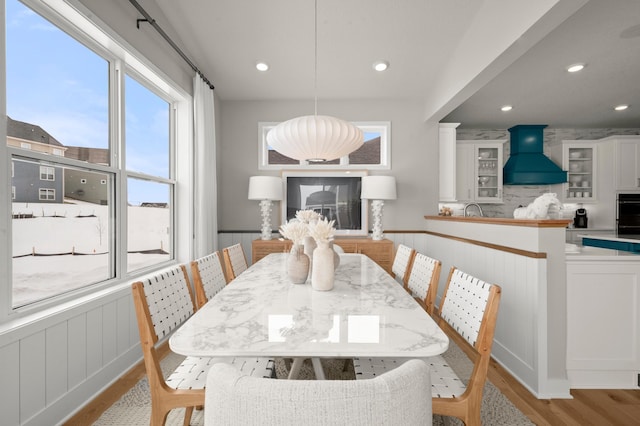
[266,0,364,162]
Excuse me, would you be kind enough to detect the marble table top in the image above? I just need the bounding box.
[169,253,449,358]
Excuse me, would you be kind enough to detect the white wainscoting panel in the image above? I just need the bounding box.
[0,286,142,425]
[46,322,68,405]
[67,313,87,389]
[20,330,46,422]
[0,340,20,426]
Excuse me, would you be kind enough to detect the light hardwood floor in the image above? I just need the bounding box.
[65,343,640,426]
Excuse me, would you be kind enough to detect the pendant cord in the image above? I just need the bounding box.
[314,0,318,116]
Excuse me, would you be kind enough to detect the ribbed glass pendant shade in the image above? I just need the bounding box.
[266,115,364,162]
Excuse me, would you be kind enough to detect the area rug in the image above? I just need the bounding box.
[94,343,533,425]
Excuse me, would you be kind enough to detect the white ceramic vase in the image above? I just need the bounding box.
[329,241,340,270]
[303,235,317,258]
[311,241,335,291]
[303,235,317,275]
[287,244,310,284]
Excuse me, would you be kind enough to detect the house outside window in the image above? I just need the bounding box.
[5,0,188,309]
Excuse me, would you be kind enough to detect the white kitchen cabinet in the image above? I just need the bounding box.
[561,141,598,202]
[613,136,640,190]
[438,123,460,202]
[456,140,504,203]
[566,259,640,389]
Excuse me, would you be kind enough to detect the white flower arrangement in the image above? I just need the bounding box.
[295,209,322,224]
[308,217,336,243]
[279,219,309,245]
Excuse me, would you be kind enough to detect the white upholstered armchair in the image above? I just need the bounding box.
[205,359,432,426]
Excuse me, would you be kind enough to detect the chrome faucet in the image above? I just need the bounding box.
[463,203,484,217]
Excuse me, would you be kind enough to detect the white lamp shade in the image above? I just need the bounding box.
[266,115,364,162]
[361,176,397,200]
[248,176,283,200]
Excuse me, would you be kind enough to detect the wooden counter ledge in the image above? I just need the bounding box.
[424,215,571,228]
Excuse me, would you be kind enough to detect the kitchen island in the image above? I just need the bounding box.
[565,243,640,389]
[423,215,571,398]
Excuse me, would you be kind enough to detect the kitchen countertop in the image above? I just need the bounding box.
[565,242,640,259]
[575,233,640,243]
[425,215,571,228]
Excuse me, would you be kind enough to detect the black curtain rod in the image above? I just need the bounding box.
[128,0,215,90]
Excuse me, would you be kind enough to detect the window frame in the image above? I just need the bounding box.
[39,165,55,181]
[38,188,55,200]
[258,121,391,170]
[1,0,193,316]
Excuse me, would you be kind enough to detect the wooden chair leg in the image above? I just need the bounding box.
[183,406,194,426]
[151,406,170,426]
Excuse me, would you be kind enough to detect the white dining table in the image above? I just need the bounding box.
[169,252,449,378]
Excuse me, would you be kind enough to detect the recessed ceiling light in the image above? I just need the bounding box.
[615,104,629,111]
[373,60,389,72]
[567,63,585,73]
[500,105,513,112]
[256,62,269,72]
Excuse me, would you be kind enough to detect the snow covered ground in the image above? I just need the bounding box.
[11,201,170,307]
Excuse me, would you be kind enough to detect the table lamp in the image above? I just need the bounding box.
[248,176,283,240]
[361,176,397,240]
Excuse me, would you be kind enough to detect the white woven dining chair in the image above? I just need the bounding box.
[191,250,228,309]
[353,267,502,426]
[205,359,432,426]
[222,243,248,280]
[131,265,275,425]
[405,252,442,316]
[391,244,416,286]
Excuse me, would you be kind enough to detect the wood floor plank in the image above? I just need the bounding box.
[487,356,640,426]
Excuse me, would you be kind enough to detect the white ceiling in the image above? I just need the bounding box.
[152,0,640,129]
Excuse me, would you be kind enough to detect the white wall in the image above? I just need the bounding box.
[218,99,439,233]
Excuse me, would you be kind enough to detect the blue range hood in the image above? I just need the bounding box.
[503,125,567,185]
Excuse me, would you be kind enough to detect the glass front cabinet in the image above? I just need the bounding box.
[562,141,597,202]
[456,140,504,203]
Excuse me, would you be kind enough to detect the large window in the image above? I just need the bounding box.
[5,0,182,308]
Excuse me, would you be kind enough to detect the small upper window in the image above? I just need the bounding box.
[258,121,391,170]
[40,165,55,181]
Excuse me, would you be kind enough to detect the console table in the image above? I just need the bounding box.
[252,238,394,274]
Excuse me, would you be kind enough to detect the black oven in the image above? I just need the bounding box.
[617,194,640,234]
